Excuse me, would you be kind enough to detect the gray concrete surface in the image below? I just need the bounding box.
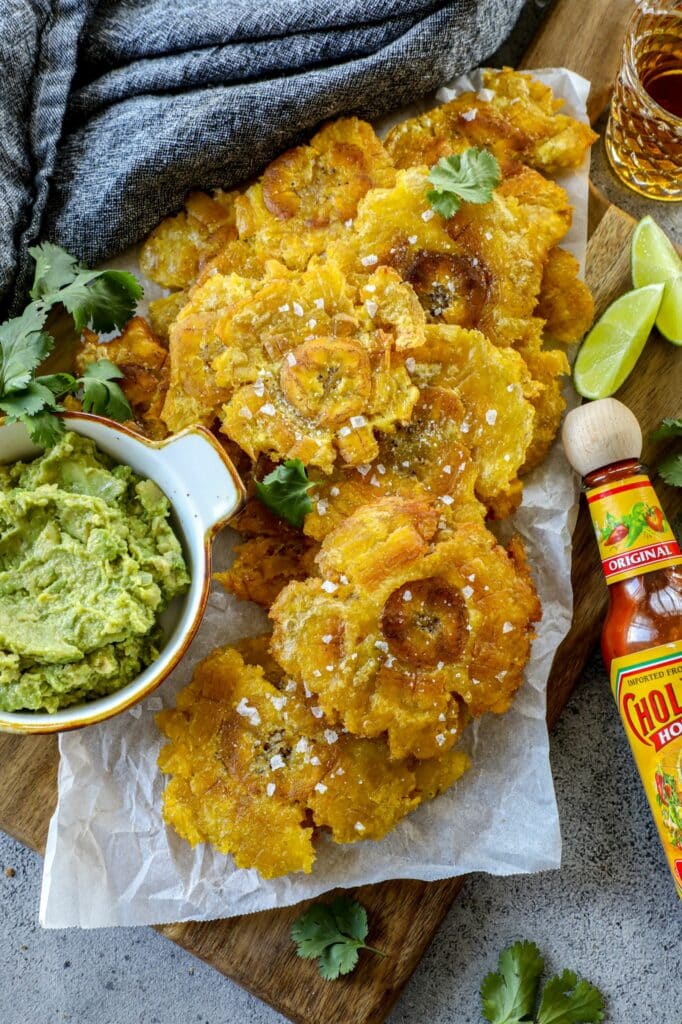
[2,652,680,1024]
[2,3,681,1022]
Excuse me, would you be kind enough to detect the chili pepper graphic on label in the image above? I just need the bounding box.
[645,506,666,532]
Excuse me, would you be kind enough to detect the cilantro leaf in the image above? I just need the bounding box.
[81,360,132,421]
[36,372,79,396]
[318,942,360,981]
[291,896,383,981]
[0,307,52,393]
[19,410,64,447]
[426,188,461,219]
[29,241,80,299]
[659,451,682,488]
[651,417,682,441]
[481,940,545,1024]
[0,382,59,419]
[426,148,501,219]
[255,459,317,527]
[57,269,143,333]
[536,970,605,1024]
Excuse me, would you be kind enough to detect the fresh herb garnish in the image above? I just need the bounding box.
[255,459,317,527]
[0,242,140,444]
[481,940,605,1024]
[291,896,385,980]
[651,417,682,489]
[426,147,501,219]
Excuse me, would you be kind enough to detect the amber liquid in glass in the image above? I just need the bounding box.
[606,2,682,201]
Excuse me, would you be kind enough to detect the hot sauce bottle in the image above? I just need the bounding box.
[562,398,682,898]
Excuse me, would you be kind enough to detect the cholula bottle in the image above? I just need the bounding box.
[562,398,682,898]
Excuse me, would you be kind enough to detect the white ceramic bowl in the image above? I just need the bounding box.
[0,413,245,733]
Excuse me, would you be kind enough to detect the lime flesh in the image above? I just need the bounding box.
[631,215,682,345]
[573,283,664,399]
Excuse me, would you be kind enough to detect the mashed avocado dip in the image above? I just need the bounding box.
[0,432,190,713]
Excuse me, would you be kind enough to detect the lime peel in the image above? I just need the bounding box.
[573,283,664,400]
[631,215,682,345]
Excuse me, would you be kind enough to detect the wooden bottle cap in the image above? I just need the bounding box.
[562,398,642,476]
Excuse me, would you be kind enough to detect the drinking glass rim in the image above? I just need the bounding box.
[623,1,682,126]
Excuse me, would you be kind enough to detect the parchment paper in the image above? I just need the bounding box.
[39,68,590,928]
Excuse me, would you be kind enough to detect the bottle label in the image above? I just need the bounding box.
[611,640,682,898]
[586,473,681,584]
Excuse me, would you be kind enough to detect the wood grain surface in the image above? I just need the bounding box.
[1,4,676,1024]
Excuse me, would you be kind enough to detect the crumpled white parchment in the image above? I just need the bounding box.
[39,68,590,928]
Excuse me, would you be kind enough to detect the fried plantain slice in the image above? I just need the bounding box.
[148,291,188,343]
[161,271,264,432]
[385,68,596,176]
[303,385,484,541]
[535,246,594,344]
[409,325,538,517]
[271,497,540,760]
[235,118,396,270]
[157,639,471,877]
[76,317,169,439]
[140,189,240,290]
[216,535,319,608]
[214,262,422,472]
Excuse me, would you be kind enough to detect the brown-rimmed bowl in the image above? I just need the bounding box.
[0,412,245,733]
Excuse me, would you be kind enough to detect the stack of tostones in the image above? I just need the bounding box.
[157,638,470,877]
[134,70,597,876]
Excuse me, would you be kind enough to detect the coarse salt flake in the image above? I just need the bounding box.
[286,352,297,366]
[350,415,366,428]
[321,580,338,593]
[314,297,325,309]
[292,301,303,316]
[314,782,328,794]
[322,634,333,645]
[266,782,276,797]
[278,303,290,313]
[365,300,378,318]
[461,108,477,121]
[502,621,514,633]
[435,733,446,746]
[311,706,324,718]
[405,356,416,373]
[310,755,321,766]
[477,88,494,102]
[317,499,328,516]
[354,822,365,833]
[421,209,435,221]
[270,754,285,770]
[330,486,340,497]
[440,495,454,505]
[402,590,413,602]
[361,254,378,266]
[485,409,497,426]
[235,698,260,725]
[259,402,276,417]
[239,406,253,419]
[324,729,338,744]
[462,585,474,599]
[407,235,418,244]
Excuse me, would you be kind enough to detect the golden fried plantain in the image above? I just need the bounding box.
[157,640,470,877]
[148,291,188,343]
[76,317,169,438]
[410,325,538,517]
[303,385,484,541]
[216,535,319,608]
[161,271,263,432]
[214,261,422,472]
[535,246,594,344]
[235,118,395,270]
[271,497,540,760]
[140,189,240,290]
[385,68,596,176]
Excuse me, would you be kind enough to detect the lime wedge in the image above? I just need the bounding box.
[631,215,682,345]
[573,283,664,399]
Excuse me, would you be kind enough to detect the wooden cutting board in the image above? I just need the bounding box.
[4,3,679,1023]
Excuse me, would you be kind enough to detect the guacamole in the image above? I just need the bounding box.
[0,432,190,713]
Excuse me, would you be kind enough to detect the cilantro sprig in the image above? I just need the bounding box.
[291,896,385,981]
[0,242,140,445]
[426,147,501,219]
[651,417,682,488]
[255,459,317,527]
[481,940,605,1024]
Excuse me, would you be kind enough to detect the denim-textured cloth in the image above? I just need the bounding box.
[1,0,526,315]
